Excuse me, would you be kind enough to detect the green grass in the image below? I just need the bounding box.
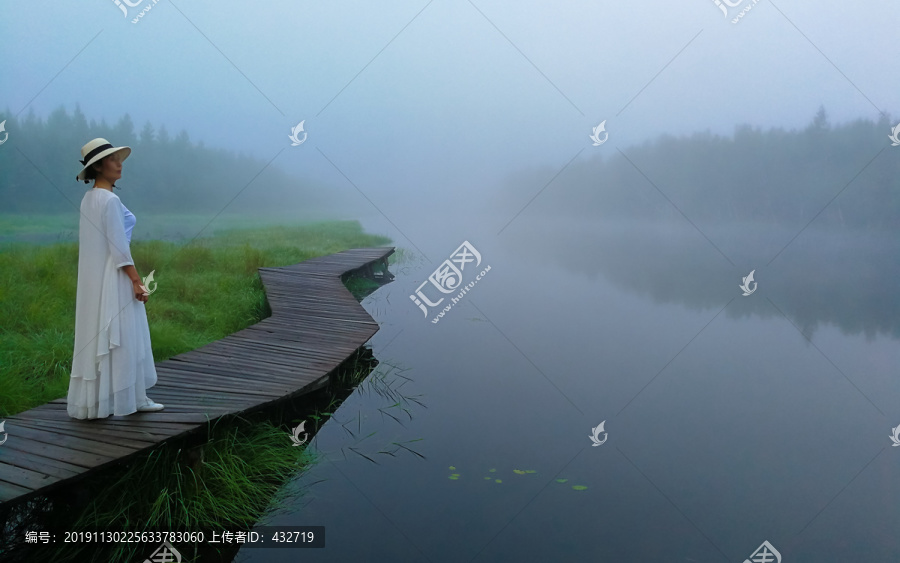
[0,218,392,418]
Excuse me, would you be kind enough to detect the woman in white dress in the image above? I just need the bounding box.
[67,138,164,419]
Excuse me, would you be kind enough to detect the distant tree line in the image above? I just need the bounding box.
[501,107,899,232]
[0,104,324,215]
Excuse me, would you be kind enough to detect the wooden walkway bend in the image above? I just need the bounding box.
[0,247,395,506]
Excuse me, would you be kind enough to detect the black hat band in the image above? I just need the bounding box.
[79,143,115,166]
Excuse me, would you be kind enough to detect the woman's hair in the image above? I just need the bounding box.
[82,156,108,184]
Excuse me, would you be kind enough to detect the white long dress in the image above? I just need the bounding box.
[67,188,158,419]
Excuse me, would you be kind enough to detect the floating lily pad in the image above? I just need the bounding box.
[513,469,526,475]
[449,474,460,480]
[484,477,491,480]
[449,466,456,470]
[524,470,537,473]
[489,468,496,473]
[555,479,568,483]
[495,479,502,483]
[572,485,588,491]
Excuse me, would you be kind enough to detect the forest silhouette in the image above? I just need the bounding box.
[0,104,328,215]
[498,107,898,233]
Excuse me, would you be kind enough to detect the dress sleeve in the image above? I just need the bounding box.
[105,196,135,269]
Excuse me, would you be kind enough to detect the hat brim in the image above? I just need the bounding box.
[76,146,131,181]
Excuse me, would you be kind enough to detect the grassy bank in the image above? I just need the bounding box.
[0,218,392,417]
[0,218,399,562]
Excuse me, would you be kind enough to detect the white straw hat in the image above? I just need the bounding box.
[76,138,131,182]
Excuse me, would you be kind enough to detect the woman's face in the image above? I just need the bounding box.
[96,153,123,182]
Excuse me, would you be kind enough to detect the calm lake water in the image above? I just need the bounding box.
[238,215,899,562]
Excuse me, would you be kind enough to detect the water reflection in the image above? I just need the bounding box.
[502,218,900,340]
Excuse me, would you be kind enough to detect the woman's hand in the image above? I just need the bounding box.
[133,279,150,303]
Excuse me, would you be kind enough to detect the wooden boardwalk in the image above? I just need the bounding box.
[0,247,395,506]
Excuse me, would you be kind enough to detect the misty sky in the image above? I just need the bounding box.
[2,0,898,219]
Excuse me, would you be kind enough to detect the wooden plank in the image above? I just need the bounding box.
[0,435,115,469]
[0,450,83,481]
[0,462,56,491]
[157,362,305,387]
[158,359,302,389]
[254,316,376,337]
[0,480,33,503]
[12,419,168,445]
[265,287,360,300]
[27,416,198,433]
[199,338,349,366]
[174,343,341,374]
[229,327,357,349]
[269,306,374,322]
[154,365,301,393]
[260,278,347,290]
[226,332,361,358]
[12,419,162,449]
[10,408,218,424]
[138,389,250,405]
[269,302,375,320]
[166,350,329,378]
[151,378,286,399]
[66,420,195,432]
[4,425,139,458]
[33,399,233,417]
[238,325,371,347]
[258,306,372,324]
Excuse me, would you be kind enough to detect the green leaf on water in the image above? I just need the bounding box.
[513,469,526,475]
[449,474,460,480]
[495,479,502,483]
[484,477,491,480]
[555,479,568,483]
[572,485,588,491]
[449,466,456,470]
[489,468,496,473]
[525,470,537,473]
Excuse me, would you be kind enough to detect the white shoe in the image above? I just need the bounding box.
[137,397,165,412]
